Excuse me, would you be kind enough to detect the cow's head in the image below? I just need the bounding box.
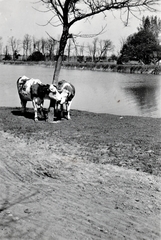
[48,84,61,102]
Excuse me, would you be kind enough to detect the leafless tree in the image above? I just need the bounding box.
[38,0,160,121]
[3,45,8,55]
[32,37,41,52]
[35,40,41,52]
[79,43,85,57]
[8,36,21,60]
[40,37,46,55]
[87,38,113,61]
[87,43,93,59]
[23,34,32,60]
[32,36,36,52]
[45,38,58,60]
[92,38,98,62]
[98,39,113,60]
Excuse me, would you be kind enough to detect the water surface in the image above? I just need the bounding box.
[0,63,160,118]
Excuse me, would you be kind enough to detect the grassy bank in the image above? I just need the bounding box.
[0,106,160,240]
[62,61,161,74]
[0,107,160,176]
[2,60,161,74]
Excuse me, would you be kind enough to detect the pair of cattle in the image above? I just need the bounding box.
[17,76,75,122]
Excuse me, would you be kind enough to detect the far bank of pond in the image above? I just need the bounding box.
[2,60,161,75]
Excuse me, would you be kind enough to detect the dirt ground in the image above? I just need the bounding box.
[0,107,160,240]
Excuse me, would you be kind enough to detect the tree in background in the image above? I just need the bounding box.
[119,16,161,64]
[34,39,41,52]
[87,43,93,62]
[39,0,159,85]
[86,38,113,62]
[45,38,58,60]
[40,38,46,56]
[23,34,32,60]
[27,50,45,61]
[3,45,12,60]
[8,36,21,60]
[79,43,85,57]
[91,38,98,62]
[98,39,113,61]
[138,16,161,40]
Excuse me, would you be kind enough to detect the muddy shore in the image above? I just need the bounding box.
[0,107,160,239]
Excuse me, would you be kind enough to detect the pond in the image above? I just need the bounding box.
[0,63,160,118]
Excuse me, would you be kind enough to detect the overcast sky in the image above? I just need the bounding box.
[0,0,160,54]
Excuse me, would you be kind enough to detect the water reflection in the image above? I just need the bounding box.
[124,85,159,117]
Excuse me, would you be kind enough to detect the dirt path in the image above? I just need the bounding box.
[0,107,161,239]
[0,130,160,240]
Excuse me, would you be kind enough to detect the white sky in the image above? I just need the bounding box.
[0,0,160,54]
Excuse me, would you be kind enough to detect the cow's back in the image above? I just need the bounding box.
[31,83,50,101]
[17,76,42,101]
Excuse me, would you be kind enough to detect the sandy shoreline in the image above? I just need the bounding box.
[0,107,160,239]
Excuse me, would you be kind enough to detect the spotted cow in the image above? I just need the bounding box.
[17,76,61,121]
[57,80,75,120]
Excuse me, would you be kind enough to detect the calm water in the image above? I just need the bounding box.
[0,63,161,118]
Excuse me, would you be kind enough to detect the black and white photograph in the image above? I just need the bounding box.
[0,0,161,239]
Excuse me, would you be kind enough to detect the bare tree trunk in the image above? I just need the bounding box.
[52,26,69,85]
[52,55,63,84]
[48,26,69,122]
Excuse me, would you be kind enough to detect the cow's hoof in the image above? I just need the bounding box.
[34,118,39,122]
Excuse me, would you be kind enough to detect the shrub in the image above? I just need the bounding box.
[27,51,45,61]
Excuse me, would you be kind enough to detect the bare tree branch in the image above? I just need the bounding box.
[45,31,59,42]
[73,25,107,38]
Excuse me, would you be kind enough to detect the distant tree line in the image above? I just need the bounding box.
[0,33,115,62]
[0,15,161,64]
[118,16,161,64]
[2,34,59,61]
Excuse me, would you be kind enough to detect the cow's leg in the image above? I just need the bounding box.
[21,99,27,113]
[59,104,64,119]
[32,99,38,122]
[66,101,72,120]
[39,103,47,120]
